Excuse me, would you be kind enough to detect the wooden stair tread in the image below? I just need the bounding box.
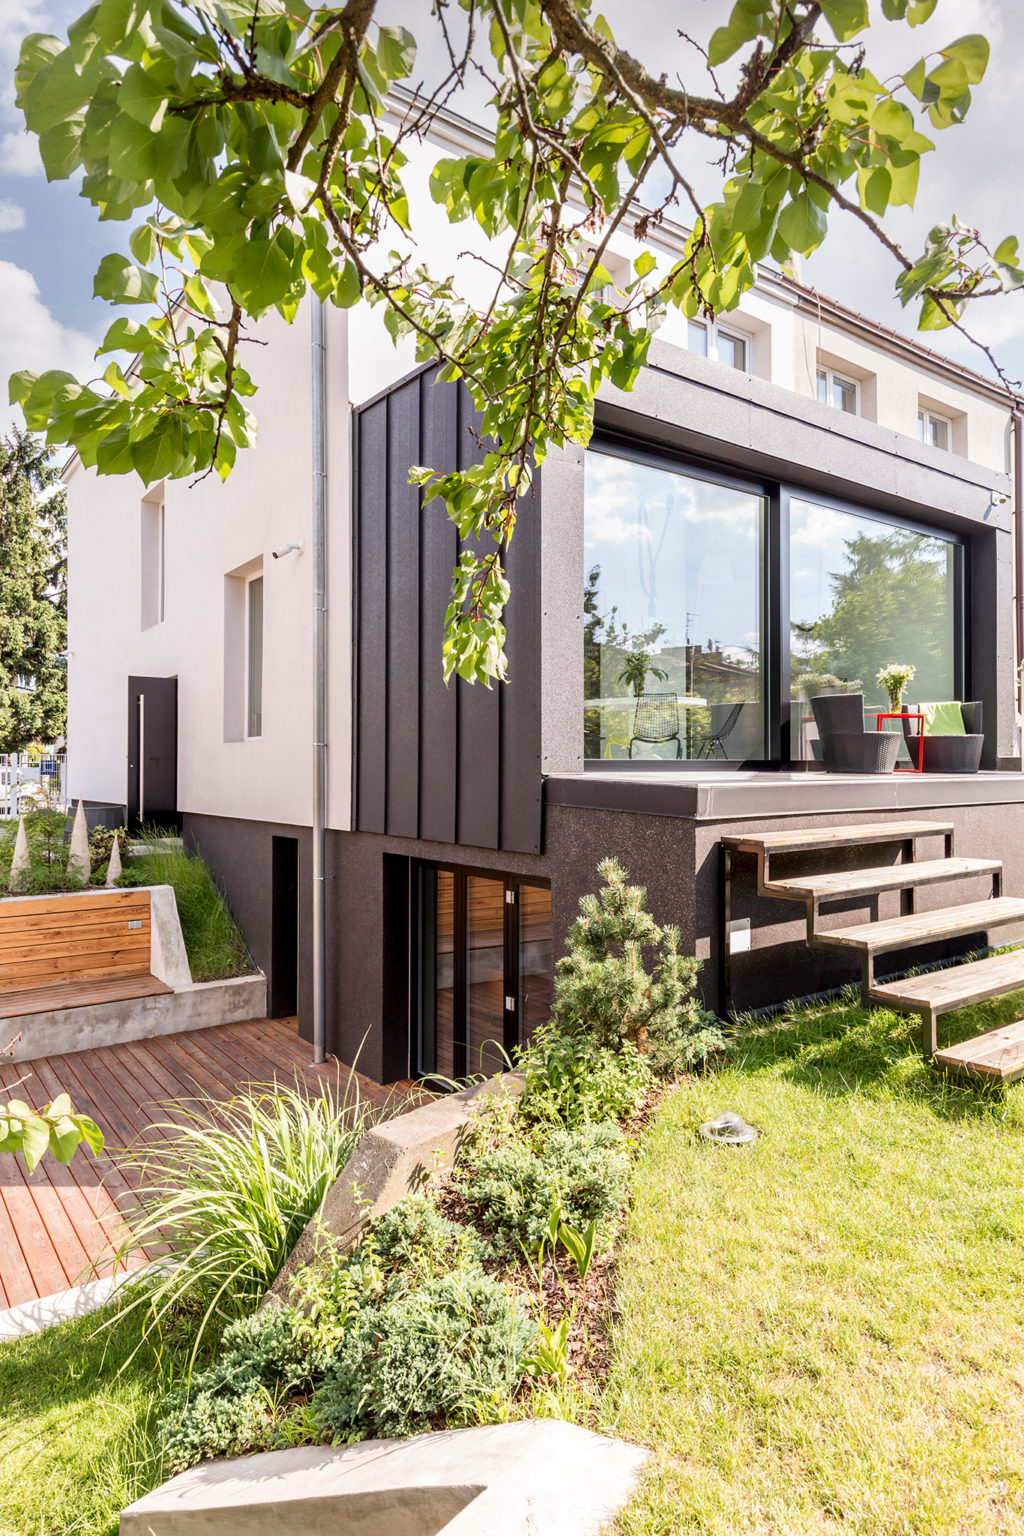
[721,820,953,856]
[768,856,999,901]
[934,1020,1024,1082]
[821,896,1024,955]
[0,973,173,1020]
[870,948,1024,1013]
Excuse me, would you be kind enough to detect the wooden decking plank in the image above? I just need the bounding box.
[221,1017,318,1079]
[935,1021,1024,1083]
[150,1030,257,1101]
[871,949,1024,1013]
[116,1036,211,1113]
[823,897,1024,955]
[938,1019,1024,1066]
[722,820,953,855]
[0,1174,70,1303]
[177,1021,297,1090]
[0,974,171,1020]
[767,856,1001,901]
[0,1178,37,1307]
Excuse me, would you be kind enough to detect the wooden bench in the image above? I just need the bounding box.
[0,889,172,1019]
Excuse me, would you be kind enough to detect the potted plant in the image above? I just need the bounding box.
[618,646,668,698]
[876,662,917,715]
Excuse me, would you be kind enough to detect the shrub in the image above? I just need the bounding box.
[312,1270,533,1440]
[0,808,82,893]
[459,1122,629,1254]
[553,857,727,1073]
[112,1079,378,1361]
[122,831,252,981]
[370,1195,490,1278]
[517,1021,653,1128]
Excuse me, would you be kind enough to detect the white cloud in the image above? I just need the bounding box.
[0,129,42,176]
[0,198,26,231]
[0,0,53,118]
[0,258,98,431]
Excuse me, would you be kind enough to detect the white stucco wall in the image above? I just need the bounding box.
[67,298,353,831]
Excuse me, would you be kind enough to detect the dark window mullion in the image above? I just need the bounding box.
[454,870,468,1079]
[503,882,519,1060]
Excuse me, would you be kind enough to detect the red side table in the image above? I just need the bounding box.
[874,712,924,772]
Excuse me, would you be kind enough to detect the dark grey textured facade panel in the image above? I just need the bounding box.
[355,399,388,834]
[353,370,543,855]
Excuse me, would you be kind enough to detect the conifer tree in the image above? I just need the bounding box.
[553,858,725,1073]
[0,429,67,753]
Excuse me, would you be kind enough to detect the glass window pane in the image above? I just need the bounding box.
[434,869,456,1079]
[467,875,506,1076]
[834,376,857,414]
[816,368,828,404]
[931,415,950,450]
[718,331,746,370]
[789,499,957,763]
[584,452,766,761]
[687,321,709,357]
[247,576,263,738]
[917,410,927,442]
[518,885,552,1044]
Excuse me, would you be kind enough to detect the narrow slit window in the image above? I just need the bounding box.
[247,575,263,738]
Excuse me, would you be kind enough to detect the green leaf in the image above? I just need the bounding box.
[820,0,869,41]
[777,192,828,255]
[634,250,656,278]
[119,61,170,132]
[375,26,416,81]
[93,253,159,305]
[129,222,158,265]
[20,1115,50,1175]
[940,34,989,85]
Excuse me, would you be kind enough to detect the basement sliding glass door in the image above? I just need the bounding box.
[413,864,552,1081]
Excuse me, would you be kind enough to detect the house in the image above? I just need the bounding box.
[65,99,1024,1085]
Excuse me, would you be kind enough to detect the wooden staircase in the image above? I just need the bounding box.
[720,821,1024,1084]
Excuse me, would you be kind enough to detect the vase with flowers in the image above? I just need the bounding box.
[876,662,916,715]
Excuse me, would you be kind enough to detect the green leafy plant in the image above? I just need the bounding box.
[459,1122,628,1255]
[7,3,1019,686]
[524,1316,573,1385]
[0,429,66,754]
[111,1078,380,1362]
[556,1215,598,1284]
[124,831,252,981]
[553,858,726,1074]
[517,1021,653,1129]
[0,1090,103,1172]
[0,808,85,895]
[876,661,918,712]
[617,647,668,699]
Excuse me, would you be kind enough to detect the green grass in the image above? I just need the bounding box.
[0,1305,192,1536]
[603,989,1024,1535]
[128,836,253,982]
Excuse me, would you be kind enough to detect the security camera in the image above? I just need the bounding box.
[272,541,305,559]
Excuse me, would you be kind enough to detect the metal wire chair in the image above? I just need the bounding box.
[628,693,682,759]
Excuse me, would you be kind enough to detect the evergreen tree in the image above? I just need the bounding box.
[0,429,67,752]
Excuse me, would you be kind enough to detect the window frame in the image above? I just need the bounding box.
[816,365,860,415]
[918,406,952,451]
[584,432,968,772]
[688,318,750,372]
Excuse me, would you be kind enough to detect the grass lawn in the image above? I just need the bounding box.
[604,988,1024,1535]
[0,1307,191,1536]
[128,837,253,982]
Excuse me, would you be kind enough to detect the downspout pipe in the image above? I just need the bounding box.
[1014,408,1024,735]
[311,299,328,1064]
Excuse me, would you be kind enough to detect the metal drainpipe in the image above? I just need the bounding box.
[311,298,328,1064]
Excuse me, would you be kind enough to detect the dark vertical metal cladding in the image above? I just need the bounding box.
[500,465,543,853]
[356,400,389,832]
[385,379,422,837]
[418,370,459,843]
[455,386,501,852]
[352,367,543,855]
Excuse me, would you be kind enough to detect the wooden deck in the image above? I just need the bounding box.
[0,1018,412,1311]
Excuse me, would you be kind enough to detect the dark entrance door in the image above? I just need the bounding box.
[413,864,552,1080]
[127,676,178,830]
[270,836,299,1018]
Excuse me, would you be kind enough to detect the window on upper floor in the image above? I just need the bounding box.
[918,406,952,451]
[816,365,858,415]
[141,492,165,628]
[688,319,748,372]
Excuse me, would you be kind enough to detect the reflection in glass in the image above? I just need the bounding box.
[518,884,552,1043]
[467,875,506,1076]
[789,499,957,763]
[583,450,765,761]
[435,869,456,1078]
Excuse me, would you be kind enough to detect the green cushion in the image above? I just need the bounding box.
[919,701,966,736]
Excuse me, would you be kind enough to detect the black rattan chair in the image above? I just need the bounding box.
[628,693,682,759]
[904,701,984,773]
[809,692,900,774]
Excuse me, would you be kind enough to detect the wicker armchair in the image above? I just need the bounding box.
[808,692,900,774]
[904,702,984,773]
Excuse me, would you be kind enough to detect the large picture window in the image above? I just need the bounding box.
[584,450,766,762]
[790,498,960,763]
[583,446,965,769]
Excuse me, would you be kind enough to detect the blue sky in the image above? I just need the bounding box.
[0,0,1021,430]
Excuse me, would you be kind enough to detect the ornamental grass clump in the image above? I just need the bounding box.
[553,857,725,1073]
[111,1077,378,1361]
